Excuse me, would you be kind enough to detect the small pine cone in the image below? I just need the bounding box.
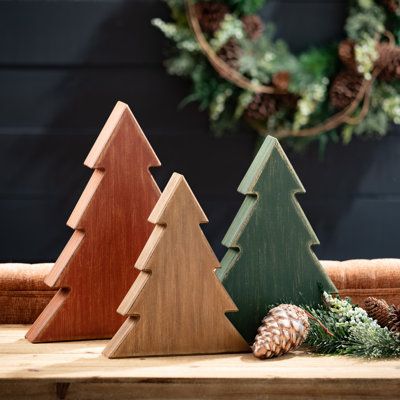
[244,93,278,121]
[388,305,400,335]
[364,297,392,328]
[272,71,291,92]
[377,44,400,81]
[380,0,399,13]
[195,1,229,34]
[338,39,357,71]
[217,38,242,69]
[329,70,364,110]
[241,15,264,40]
[252,304,310,359]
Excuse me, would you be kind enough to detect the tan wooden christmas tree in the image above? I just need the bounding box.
[103,173,249,358]
[26,101,161,342]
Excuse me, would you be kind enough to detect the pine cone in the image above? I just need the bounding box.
[377,44,400,81]
[329,70,364,110]
[252,304,310,359]
[217,38,242,69]
[241,15,264,40]
[195,1,229,34]
[277,93,299,110]
[272,71,291,92]
[380,0,399,13]
[364,297,392,328]
[338,39,357,71]
[244,93,278,121]
[388,305,400,335]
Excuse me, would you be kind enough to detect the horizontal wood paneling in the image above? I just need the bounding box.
[0,67,210,133]
[290,127,400,197]
[302,198,400,260]
[0,0,168,66]
[0,0,399,263]
[0,133,255,197]
[0,0,346,66]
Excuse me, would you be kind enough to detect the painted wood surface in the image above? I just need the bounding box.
[217,136,337,343]
[26,102,161,342]
[2,326,400,400]
[104,173,248,358]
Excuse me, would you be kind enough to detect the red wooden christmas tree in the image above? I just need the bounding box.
[103,173,249,358]
[26,101,161,342]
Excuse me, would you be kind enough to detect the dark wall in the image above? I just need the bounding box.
[0,0,399,263]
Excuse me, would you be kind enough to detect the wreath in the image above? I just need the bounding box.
[153,0,400,151]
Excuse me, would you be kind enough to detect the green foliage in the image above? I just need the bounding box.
[154,0,400,150]
[346,1,386,40]
[238,26,298,83]
[210,14,244,50]
[296,46,338,85]
[306,293,400,358]
[165,51,197,76]
[227,0,265,14]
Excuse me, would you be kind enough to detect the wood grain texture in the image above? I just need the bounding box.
[2,326,400,400]
[217,136,337,343]
[104,173,249,358]
[26,102,161,342]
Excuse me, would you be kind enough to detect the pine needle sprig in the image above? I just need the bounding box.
[345,324,400,358]
[306,293,400,358]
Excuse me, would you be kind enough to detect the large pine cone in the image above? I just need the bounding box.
[329,70,364,110]
[377,44,400,81]
[245,93,278,121]
[252,304,310,359]
[338,39,400,81]
[364,297,392,328]
[388,305,400,335]
[195,1,229,34]
[241,15,264,40]
[217,38,242,69]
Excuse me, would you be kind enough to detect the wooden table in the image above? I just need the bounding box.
[1,325,399,399]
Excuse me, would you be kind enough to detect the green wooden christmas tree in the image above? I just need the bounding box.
[217,136,337,343]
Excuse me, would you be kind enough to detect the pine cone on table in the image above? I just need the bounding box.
[364,297,392,328]
[388,305,400,335]
[244,93,278,121]
[329,70,364,110]
[217,38,242,69]
[241,15,264,40]
[195,1,229,34]
[252,304,310,359]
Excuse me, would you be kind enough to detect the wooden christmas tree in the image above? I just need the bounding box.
[26,101,161,342]
[217,136,337,343]
[103,173,249,358]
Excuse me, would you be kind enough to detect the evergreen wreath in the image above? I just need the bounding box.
[153,0,400,151]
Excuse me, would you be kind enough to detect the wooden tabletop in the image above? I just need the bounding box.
[1,325,399,399]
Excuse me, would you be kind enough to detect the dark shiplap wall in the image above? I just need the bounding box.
[0,0,399,262]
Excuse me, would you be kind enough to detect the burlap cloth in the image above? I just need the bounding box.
[0,260,399,324]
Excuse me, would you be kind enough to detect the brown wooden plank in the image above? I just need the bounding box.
[1,326,400,399]
[26,102,161,342]
[104,173,249,358]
